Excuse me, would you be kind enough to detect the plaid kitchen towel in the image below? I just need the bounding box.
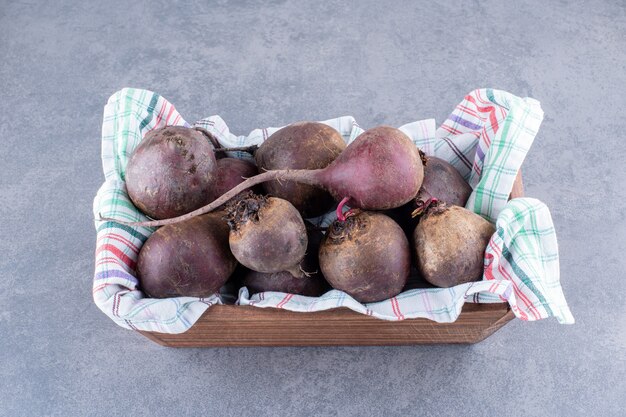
[93,88,573,333]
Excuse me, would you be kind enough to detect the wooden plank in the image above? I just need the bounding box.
[140,171,524,347]
[140,303,514,347]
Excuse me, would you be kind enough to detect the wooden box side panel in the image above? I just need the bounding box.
[140,303,514,347]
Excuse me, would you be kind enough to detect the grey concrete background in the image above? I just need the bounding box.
[1,0,624,416]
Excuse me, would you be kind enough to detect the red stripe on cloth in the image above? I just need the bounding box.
[276,293,293,308]
[484,253,508,302]
[458,104,482,121]
[510,304,527,320]
[165,105,176,125]
[494,255,541,319]
[92,283,108,293]
[473,161,482,177]
[390,297,405,320]
[96,244,136,270]
[153,99,167,128]
[441,124,461,135]
[484,252,510,303]
[468,93,498,126]
[474,89,491,105]
[145,103,166,133]
[486,241,540,319]
[97,233,140,254]
[484,253,529,320]
[467,93,500,133]
[96,256,129,268]
[481,126,492,147]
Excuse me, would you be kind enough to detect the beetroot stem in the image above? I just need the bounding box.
[411,197,438,218]
[99,169,324,227]
[336,197,350,222]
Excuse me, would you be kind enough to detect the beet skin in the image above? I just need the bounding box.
[318,126,424,210]
[125,126,217,219]
[242,269,329,297]
[226,195,308,278]
[319,211,410,303]
[413,203,495,288]
[416,157,472,207]
[137,212,237,298]
[242,227,330,296]
[211,157,259,200]
[255,121,346,218]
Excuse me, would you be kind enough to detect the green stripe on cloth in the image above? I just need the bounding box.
[139,93,160,131]
[498,229,554,315]
[97,221,151,242]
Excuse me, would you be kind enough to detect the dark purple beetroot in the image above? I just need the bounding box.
[211,157,259,200]
[413,202,495,288]
[136,212,236,298]
[415,157,472,209]
[226,194,308,278]
[241,227,329,296]
[255,122,346,218]
[125,126,217,219]
[107,126,425,228]
[243,270,329,297]
[319,211,410,303]
[385,157,471,238]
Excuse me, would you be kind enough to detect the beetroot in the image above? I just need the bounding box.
[413,202,495,288]
[136,212,236,298]
[225,194,307,278]
[243,269,329,297]
[211,157,259,200]
[319,211,410,303]
[255,122,346,217]
[317,126,423,209]
[109,126,424,228]
[386,157,472,234]
[242,226,329,296]
[125,126,217,219]
[415,156,472,209]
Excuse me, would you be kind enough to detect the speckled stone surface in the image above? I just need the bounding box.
[1,1,624,416]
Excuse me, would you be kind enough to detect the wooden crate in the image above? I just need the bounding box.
[140,172,524,347]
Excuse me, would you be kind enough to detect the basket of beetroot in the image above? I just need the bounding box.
[93,88,573,346]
